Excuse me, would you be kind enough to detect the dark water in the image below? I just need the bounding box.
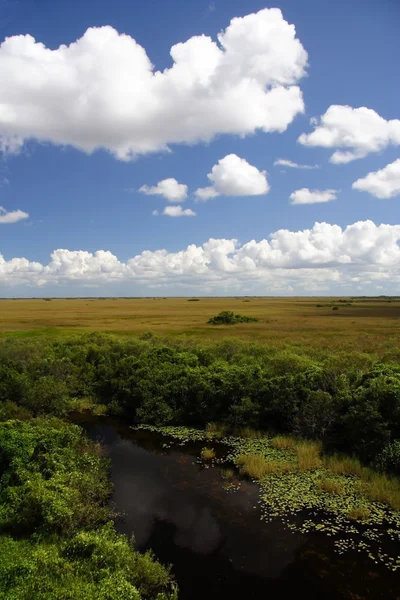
[79,416,400,600]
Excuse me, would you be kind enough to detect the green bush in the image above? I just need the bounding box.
[0,525,177,600]
[0,419,111,535]
[0,419,177,600]
[207,311,259,325]
[375,441,400,475]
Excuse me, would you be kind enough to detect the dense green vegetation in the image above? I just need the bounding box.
[0,417,177,599]
[1,331,400,589]
[1,332,399,469]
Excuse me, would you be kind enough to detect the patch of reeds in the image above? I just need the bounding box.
[271,435,297,451]
[347,505,371,521]
[296,441,322,471]
[324,454,364,477]
[201,447,215,460]
[236,427,265,439]
[318,478,345,495]
[206,422,227,438]
[362,473,400,511]
[221,468,234,479]
[237,454,292,479]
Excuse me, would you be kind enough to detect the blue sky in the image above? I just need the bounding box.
[0,0,399,296]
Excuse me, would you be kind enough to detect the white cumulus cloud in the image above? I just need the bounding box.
[1,221,400,295]
[298,105,400,164]
[139,178,188,202]
[0,206,29,223]
[195,154,269,200]
[0,8,307,160]
[274,158,318,169]
[290,188,338,204]
[163,206,196,217]
[352,159,400,199]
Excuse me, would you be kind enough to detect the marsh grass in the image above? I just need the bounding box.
[201,447,215,460]
[324,455,400,509]
[348,505,371,521]
[362,473,400,511]
[2,297,400,354]
[237,454,292,479]
[271,435,297,451]
[318,478,345,495]
[296,441,323,471]
[236,427,265,439]
[206,422,227,438]
[221,468,234,479]
[325,454,364,477]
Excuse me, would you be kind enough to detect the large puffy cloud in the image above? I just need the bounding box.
[290,188,338,204]
[195,154,269,200]
[352,159,400,199]
[298,106,400,164]
[2,221,400,293]
[0,8,307,160]
[139,178,188,202]
[0,206,29,223]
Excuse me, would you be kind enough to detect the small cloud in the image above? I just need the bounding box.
[0,206,29,223]
[152,209,159,216]
[208,2,216,12]
[139,178,188,202]
[195,154,269,201]
[274,158,319,169]
[163,206,196,217]
[195,186,220,202]
[290,188,338,204]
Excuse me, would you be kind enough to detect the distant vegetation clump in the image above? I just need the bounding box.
[207,310,259,325]
[187,298,200,301]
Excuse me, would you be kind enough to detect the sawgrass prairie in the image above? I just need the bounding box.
[1,296,400,354]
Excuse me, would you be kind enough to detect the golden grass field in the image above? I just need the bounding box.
[0,297,400,352]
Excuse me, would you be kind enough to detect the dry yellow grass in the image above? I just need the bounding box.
[318,478,345,495]
[0,297,399,351]
[324,454,365,477]
[362,473,400,511]
[221,468,234,479]
[206,422,227,438]
[200,447,215,460]
[237,454,292,479]
[235,427,265,439]
[348,505,371,521]
[296,441,323,471]
[271,435,297,451]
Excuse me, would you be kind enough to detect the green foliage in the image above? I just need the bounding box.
[0,524,177,600]
[375,441,400,476]
[0,333,399,469]
[0,419,177,599]
[207,311,258,325]
[0,419,111,535]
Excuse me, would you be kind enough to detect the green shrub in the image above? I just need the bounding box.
[375,441,400,475]
[207,311,258,325]
[0,419,111,535]
[0,525,177,600]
